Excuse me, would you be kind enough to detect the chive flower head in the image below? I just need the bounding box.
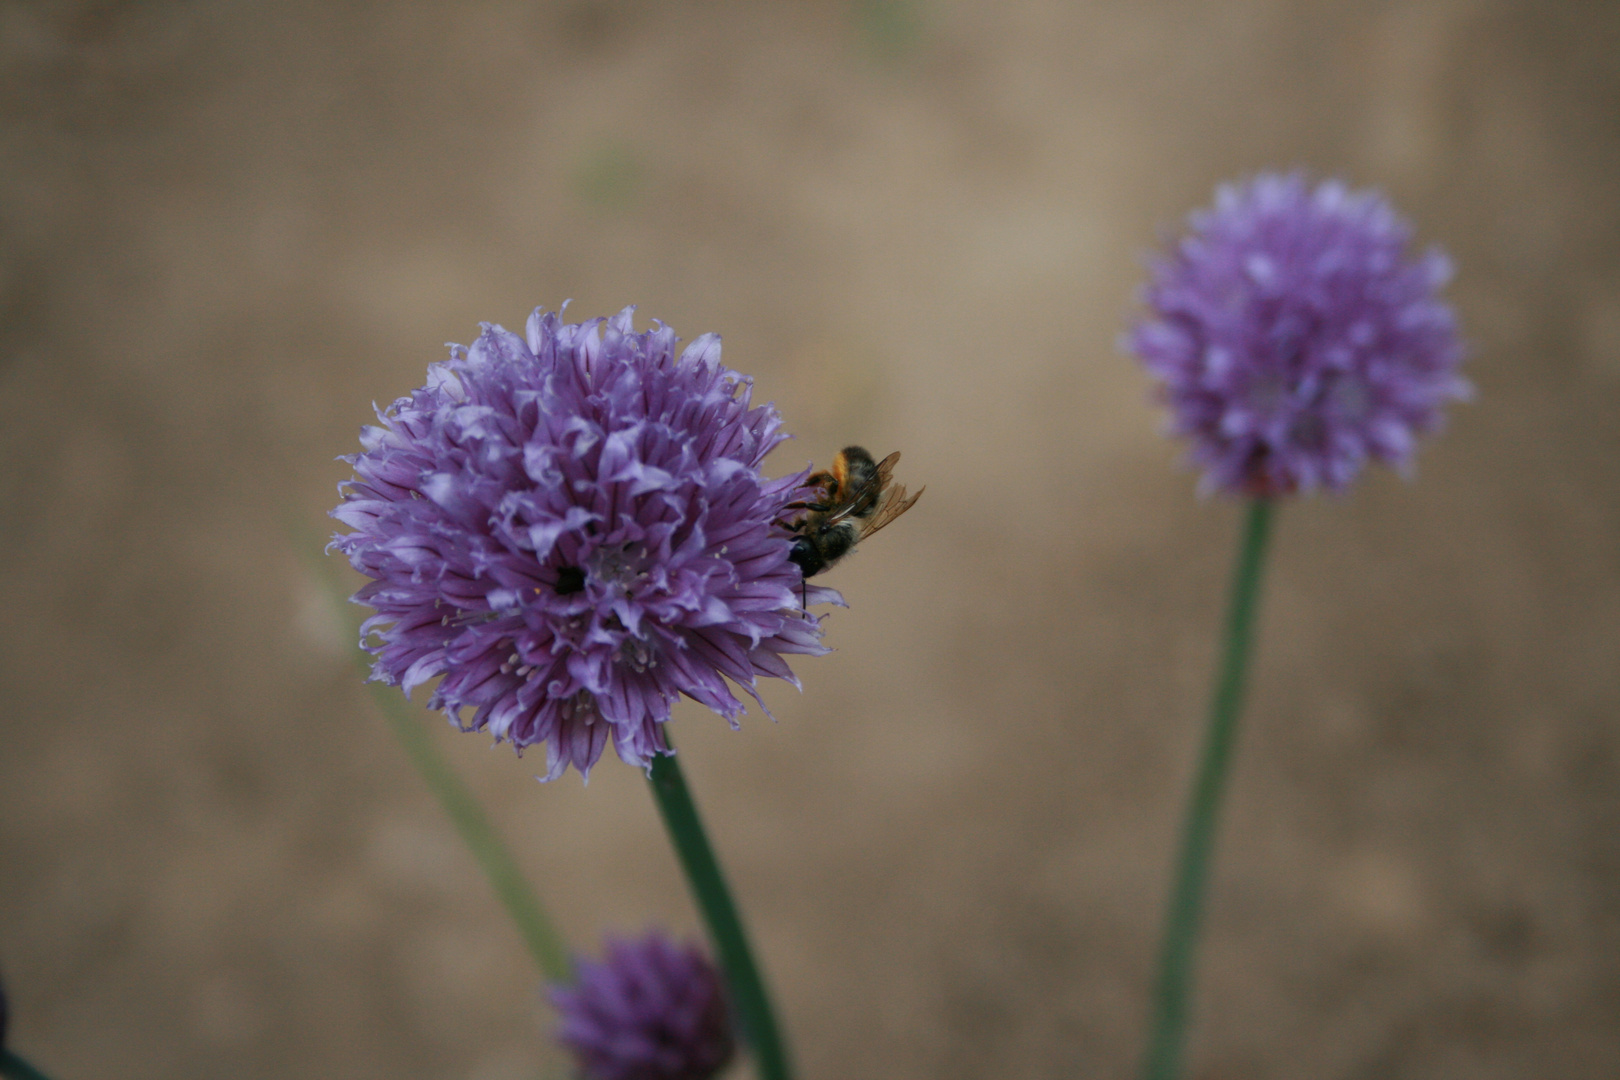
[1126,173,1468,496]
[550,931,735,1080]
[330,306,835,781]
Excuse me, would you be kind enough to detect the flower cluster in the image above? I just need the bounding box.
[1126,172,1468,496]
[550,932,735,1080]
[331,306,835,781]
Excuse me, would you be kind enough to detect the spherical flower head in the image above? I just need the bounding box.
[1126,172,1469,496]
[550,931,735,1080]
[331,306,838,781]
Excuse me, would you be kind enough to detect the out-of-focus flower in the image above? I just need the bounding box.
[550,931,735,1080]
[331,306,836,781]
[1126,172,1469,496]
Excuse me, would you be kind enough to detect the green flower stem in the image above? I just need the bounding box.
[304,532,571,984]
[1141,497,1275,1080]
[0,1050,54,1080]
[364,681,572,985]
[647,743,791,1080]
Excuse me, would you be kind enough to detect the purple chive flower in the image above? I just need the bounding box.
[1126,172,1469,496]
[550,932,735,1080]
[331,306,838,781]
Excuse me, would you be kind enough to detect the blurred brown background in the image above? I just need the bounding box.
[2,1,1618,1077]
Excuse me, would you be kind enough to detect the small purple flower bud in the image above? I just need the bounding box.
[550,931,735,1080]
[1125,173,1469,497]
[331,306,840,781]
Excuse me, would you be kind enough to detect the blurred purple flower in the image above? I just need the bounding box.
[331,306,836,781]
[550,931,735,1080]
[1126,172,1469,496]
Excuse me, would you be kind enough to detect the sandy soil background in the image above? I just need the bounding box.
[2,2,1618,1078]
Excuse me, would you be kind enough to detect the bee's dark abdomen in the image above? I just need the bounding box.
[840,447,878,498]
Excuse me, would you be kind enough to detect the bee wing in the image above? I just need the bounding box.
[820,463,876,522]
[853,482,924,541]
[822,450,903,525]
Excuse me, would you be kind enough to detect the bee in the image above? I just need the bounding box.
[783,446,923,598]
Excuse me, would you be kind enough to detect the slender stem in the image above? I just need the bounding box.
[302,528,572,984]
[1140,497,1275,1080]
[366,683,573,984]
[647,744,792,1080]
[0,1050,54,1080]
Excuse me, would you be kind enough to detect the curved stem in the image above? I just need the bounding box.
[367,683,572,984]
[648,744,791,1080]
[1,1050,54,1080]
[1140,497,1275,1080]
[302,525,571,984]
